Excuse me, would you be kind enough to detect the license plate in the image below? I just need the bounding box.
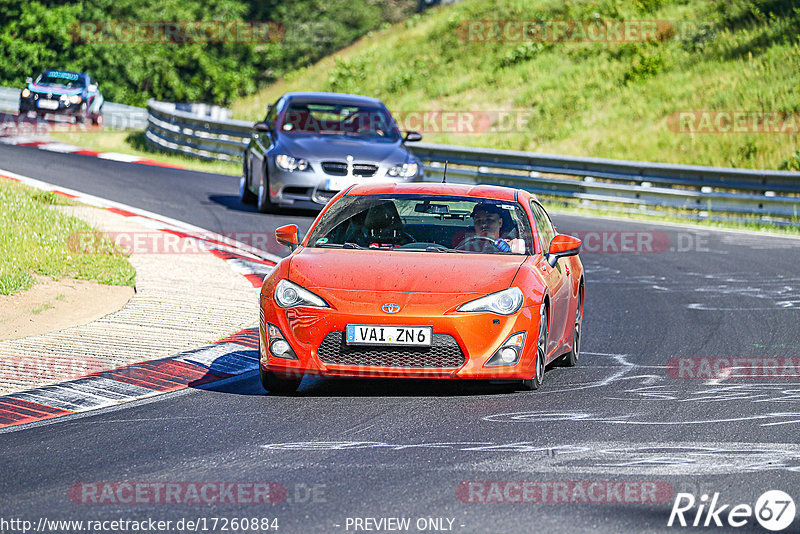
[37,100,59,110]
[325,176,357,191]
[346,325,432,347]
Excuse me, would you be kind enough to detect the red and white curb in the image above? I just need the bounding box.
[0,135,185,168]
[0,169,281,431]
[0,329,261,428]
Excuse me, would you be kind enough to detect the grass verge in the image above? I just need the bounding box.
[232,0,800,171]
[49,130,242,176]
[0,180,136,296]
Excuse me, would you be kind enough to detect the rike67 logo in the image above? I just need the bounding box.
[668,490,795,531]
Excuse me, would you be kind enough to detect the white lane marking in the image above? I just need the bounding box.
[0,136,44,145]
[37,143,81,153]
[96,152,142,162]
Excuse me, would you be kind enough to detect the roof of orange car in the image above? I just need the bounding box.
[345,182,524,202]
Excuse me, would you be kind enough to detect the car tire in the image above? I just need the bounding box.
[257,168,278,214]
[260,367,302,395]
[240,156,257,205]
[560,289,582,367]
[91,113,103,126]
[521,305,547,391]
[76,103,88,124]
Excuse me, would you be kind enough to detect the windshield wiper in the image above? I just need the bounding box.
[425,245,465,253]
[314,242,364,249]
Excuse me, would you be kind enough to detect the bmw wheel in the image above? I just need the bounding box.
[239,156,256,205]
[257,168,278,214]
[75,103,88,124]
[521,305,547,391]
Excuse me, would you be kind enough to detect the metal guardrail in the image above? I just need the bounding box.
[145,99,800,220]
[146,100,251,162]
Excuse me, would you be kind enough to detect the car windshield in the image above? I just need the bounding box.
[35,71,83,89]
[279,101,401,141]
[306,194,534,255]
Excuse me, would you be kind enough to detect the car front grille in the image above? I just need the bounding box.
[320,162,379,178]
[321,162,348,176]
[317,331,466,369]
[352,164,378,177]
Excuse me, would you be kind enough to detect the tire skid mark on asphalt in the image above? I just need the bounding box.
[0,169,276,432]
[257,440,800,474]
[481,410,800,427]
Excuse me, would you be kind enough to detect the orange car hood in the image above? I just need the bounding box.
[290,248,525,295]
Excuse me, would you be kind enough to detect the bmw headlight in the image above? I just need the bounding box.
[274,279,328,309]
[21,88,31,98]
[387,163,418,178]
[275,154,309,172]
[457,287,524,315]
[69,95,82,104]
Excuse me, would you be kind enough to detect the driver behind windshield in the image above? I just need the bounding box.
[459,204,512,253]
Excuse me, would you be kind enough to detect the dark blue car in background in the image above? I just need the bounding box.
[19,69,104,125]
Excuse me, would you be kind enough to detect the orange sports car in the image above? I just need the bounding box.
[258,182,584,394]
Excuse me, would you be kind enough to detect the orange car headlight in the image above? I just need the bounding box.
[274,279,328,309]
[457,287,523,315]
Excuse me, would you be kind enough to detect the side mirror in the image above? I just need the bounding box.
[276,224,299,251]
[254,121,271,132]
[404,131,423,143]
[547,234,581,267]
[25,77,32,84]
[88,84,98,92]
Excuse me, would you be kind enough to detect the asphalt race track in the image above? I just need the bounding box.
[1,143,799,533]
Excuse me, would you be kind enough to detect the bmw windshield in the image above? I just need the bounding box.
[279,102,401,141]
[306,194,534,254]
[34,71,83,89]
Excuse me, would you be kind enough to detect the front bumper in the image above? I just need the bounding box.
[259,295,540,381]
[267,163,421,209]
[20,96,84,115]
